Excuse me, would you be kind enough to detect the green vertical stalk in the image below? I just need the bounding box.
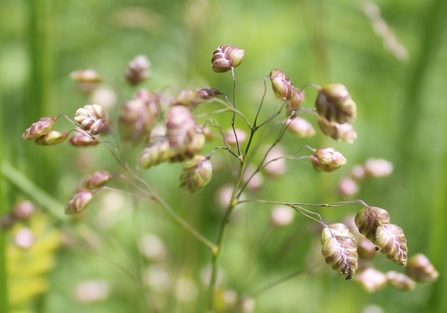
[427,156,447,313]
[426,102,447,312]
[0,68,10,313]
[26,0,57,191]
[409,2,447,313]
[26,1,58,312]
[395,0,447,170]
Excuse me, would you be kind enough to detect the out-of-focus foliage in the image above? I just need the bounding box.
[1,0,447,312]
[7,213,61,310]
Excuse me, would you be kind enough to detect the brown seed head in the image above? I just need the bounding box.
[286,117,316,138]
[354,267,387,293]
[119,91,159,143]
[316,117,357,143]
[65,190,93,215]
[34,130,69,146]
[83,171,112,190]
[70,69,102,83]
[310,147,347,172]
[321,223,358,280]
[138,138,175,169]
[69,134,100,147]
[386,271,416,291]
[211,45,245,73]
[171,89,202,109]
[269,69,297,101]
[196,87,222,100]
[22,117,57,140]
[124,55,151,86]
[406,253,439,283]
[165,105,197,156]
[375,223,408,266]
[74,104,108,135]
[355,206,391,242]
[315,83,357,124]
[179,155,213,193]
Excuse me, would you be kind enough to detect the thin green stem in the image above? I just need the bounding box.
[120,165,217,253]
[1,161,66,222]
[251,76,269,128]
[238,117,290,198]
[238,198,367,208]
[248,268,308,299]
[194,104,252,128]
[152,194,217,253]
[207,161,245,310]
[229,67,243,157]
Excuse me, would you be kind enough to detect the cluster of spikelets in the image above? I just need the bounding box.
[21,45,355,213]
[319,206,438,292]
[20,45,439,291]
[269,69,357,144]
[268,67,357,172]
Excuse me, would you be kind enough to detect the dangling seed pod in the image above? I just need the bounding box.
[385,271,416,291]
[186,132,206,156]
[124,55,151,86]
[375,223,408,266]
[171,89,203,109]
[74,104,108,135]
[364,158,394,178]
[285,91,304,117]
[406,253,439,283]
[65,190,93,215]
[179,155,213,193]
[196,87,222,100]
[119,91,159,143]
[357,236,378,260]
[69,134,100,147]
[269,69,297,101]
[83,171,112,190]
[70,69,102,83]
[286,117,316,138]
[310,147,347,172]
[355,206,390,242]
[34,130,69,146]
[321,223,358,280]
[165,105,197,158]
[22,116,57,140]
[211,45,245,73]
[315,83,357,124]
[138,138,174,169]
[338,177,360,198]
[354,267,387,293]
[316,117,357,143]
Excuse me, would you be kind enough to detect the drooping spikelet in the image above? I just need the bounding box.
[321,223,358,280]
[354,206,390,242]
[211,45,244,73]
[375,223,408,266]
[355,206,408,266]
[179,155,213,193]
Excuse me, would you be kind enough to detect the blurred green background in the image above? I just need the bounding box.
[1,0,447,312]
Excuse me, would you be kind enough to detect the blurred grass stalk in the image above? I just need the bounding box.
[404,0,447,312]
[25,0,58,311]
[397,0,447,313]
[25,0,58,192]
[0,76,10,313]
